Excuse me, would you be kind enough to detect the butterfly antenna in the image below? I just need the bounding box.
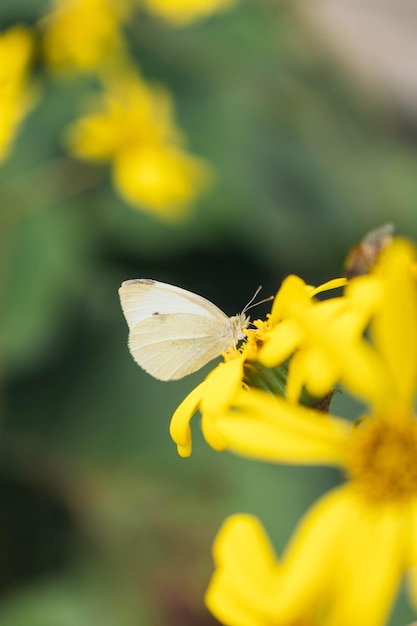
[242,286,274,314]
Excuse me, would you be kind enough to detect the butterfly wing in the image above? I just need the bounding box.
[119,279,228,329]
[128,312,235,380]
[119,280,238,380]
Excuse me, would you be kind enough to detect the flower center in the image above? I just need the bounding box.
[345,414,417,502]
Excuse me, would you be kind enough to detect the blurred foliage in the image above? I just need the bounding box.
[1,0,417,624]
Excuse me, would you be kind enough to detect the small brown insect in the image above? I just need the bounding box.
[344,224,394,279]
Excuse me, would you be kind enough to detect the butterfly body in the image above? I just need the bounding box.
[119,279,249,380]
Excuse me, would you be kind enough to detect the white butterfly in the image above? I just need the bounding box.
[119,279,250,381]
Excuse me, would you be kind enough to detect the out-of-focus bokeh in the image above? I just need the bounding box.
[1,0,416,624]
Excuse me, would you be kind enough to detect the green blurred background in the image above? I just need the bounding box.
[1,0,417,624]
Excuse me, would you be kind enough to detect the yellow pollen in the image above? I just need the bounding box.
[346,416,417,501]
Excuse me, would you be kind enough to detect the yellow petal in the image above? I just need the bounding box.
[371,239,417,406]
[169,381,206,456]
[200,412,228,451]
[287,347,337,402]
[206,514,280,626]
[269,274,309,325]
[212,389,350,465]
[275,487,406,626]
[326,498,405,626]
[404,498,417,609]
[199,359,245,451]
[344,274,382,335]
[407,498,417,570]
[285,350,305,403]
[206,574,263,626]
[287,296,392,406]
[267,487,355,620]
[212,514,278,582]
[259,319,302,367]
[201,357,244,415]
[309,277,348,296]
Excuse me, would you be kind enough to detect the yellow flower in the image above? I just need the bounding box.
[142,0,236,26]
[40,0,130,73]
[170,277,356,457]
[0,26,36,163]
[66,70,211,219]
[206,240,417,626]
[259,274,382,403]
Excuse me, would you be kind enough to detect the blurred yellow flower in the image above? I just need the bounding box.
[67,70,211,219]
[41,0,130,72]
[68,73,179,157]
[205,240,417,626]
[113,143,209,219]
[0,26,36,163]
[143,0,236,26]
